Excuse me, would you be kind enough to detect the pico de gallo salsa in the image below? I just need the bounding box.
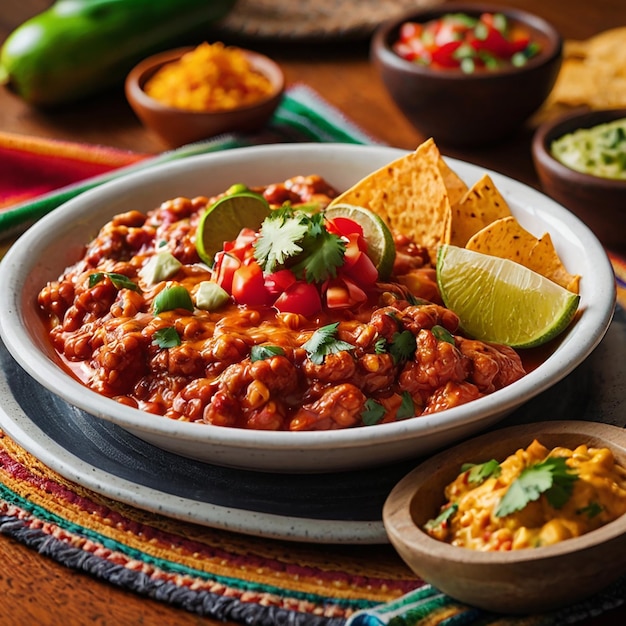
[392,12,541,73]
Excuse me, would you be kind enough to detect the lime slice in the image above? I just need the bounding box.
[324,203,396,280]
[196,192,271,265]
[436,244,580,348]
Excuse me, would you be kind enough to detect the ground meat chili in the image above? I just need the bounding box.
[37,175,526,431]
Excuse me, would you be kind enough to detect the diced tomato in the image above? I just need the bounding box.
[274,281,322,316]
[231,260,273,306]
[341,243,378,286]
[213,251,241,293]
[398,21,423,43]
[471,24,515,58]
[431,40,463,67]
[324,277,368,309]
[224,228,257,261]
[265,269,297,295]
[326,216,363,239]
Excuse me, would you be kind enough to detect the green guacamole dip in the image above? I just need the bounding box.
[550,118,626,180]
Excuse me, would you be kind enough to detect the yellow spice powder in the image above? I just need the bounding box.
[144,42,274,112]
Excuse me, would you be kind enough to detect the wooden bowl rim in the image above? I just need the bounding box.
[383,420,626,565]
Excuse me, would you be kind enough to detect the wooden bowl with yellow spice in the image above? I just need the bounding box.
[125,43,284,147]
[383,420,626,614]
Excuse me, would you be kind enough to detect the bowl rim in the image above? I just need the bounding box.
[371,1,563,81]
[383,419,626,564]
[125,45,286,116]
[532,107,626,189]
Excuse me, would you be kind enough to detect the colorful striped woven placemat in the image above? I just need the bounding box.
[1,85,625,626]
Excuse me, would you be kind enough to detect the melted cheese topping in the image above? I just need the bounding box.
[426,439,626,551]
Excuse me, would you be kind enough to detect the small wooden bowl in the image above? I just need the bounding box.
[125,46,285,148]
[532,108,626,256]
[383,420,626,614]
[370,2,562,147]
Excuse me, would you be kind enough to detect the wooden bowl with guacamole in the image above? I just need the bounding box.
[532,108,626,256]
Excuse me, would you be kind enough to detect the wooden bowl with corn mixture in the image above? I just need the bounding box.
[125,44,285,147]
[383,420,626,613]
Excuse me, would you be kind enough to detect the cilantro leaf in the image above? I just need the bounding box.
[251,345,285,362]
[576,502,603,519]
[301,322,354,365]
[495,456,578,517]
[254,208,308,273]
[396,391,415,420]
[389,330,417,364]
[254,209,346,283]
[432,324,455,345]
[89,271,141,292]
[289,228,345,283]
[461,459,501,485]
[424,503,458,532]
[374,337,388,354]
[152,327,181,349]
[362,398,386,425]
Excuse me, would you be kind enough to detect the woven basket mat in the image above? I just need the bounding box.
[213,0,445,41]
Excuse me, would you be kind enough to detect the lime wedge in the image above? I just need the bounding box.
[324,203,396,280]
[436,244,580,348]
[196,192,271,265]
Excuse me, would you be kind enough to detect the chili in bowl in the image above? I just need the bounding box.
[0,143,615,472]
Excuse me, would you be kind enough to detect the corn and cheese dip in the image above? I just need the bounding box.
[424,439,626,551]
[144,42,274,112]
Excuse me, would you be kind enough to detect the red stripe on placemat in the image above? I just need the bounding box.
[0,132,149,209]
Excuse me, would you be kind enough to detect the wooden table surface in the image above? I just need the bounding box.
[1,1,625,624]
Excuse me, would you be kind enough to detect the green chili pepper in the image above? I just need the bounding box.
[0,0,236,106]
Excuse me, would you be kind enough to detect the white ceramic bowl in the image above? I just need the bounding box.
[0,144,616,472]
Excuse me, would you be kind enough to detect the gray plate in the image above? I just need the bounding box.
[0,306,624,544]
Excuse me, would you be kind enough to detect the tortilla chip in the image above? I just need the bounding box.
[449,174,512,248]
[466,216,581,293]
[540,27,626,115]
[437,156,468,206]
[328,138,452,258]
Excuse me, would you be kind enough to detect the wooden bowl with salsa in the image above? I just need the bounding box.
[383,420,626,613]
[370,2,562,147]
[532,107,626,256]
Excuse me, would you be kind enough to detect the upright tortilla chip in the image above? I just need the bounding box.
[437,156,468,206]
[466,216,581,293]
[449,174,512,247]
[328,138,452,258]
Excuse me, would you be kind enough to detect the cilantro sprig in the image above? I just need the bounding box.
[152,327,181,349]
[495,456,578,517]
[424,503,458,532]
[461,459,502,485]
[89,271,141,292]
[254,208,345,283]
[301,322,354,365]
[250,345,285,362]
